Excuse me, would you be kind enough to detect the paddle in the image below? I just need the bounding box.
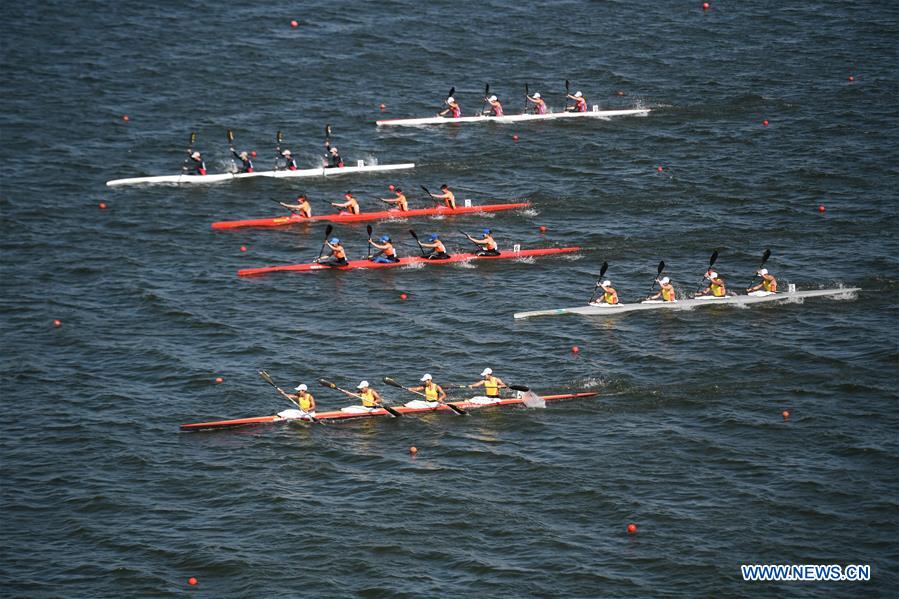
[318,378,401,418]
[589,261,609,302]
[565,79,572,110]
[409,229,427,256]
[325,124,332,142]
[420,185,440,206]
[649,260,666,292]
[275,131,284,169]
[458,228,481,249]
[746,249,771,287]
[523,83,529,114]
[316,224,334,262]
[697,250,719,290]
[383,377,466,415]
[366,224,374,260]
[182,131,198,172]
[226,129,238,172]
[259,370,319,422]
[480,82,490,115]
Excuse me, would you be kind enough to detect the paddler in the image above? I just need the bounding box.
[647,276,676,302]
[331,191,361,215]
[696,270,727,297]
[355,380,385,410]
[591,280,619,305]
[186,151,206,176]
[438,95,462,118]
[468,368,506,398]
[485,94,504,117]
[565,90,588,112]
[466,229,500,256]
[287,383,316,416]
[279,194,312,218]
[419,233,451,260]
[368,235,400,263]
[747,268,778,293]
[380,188,409,211]
[410,373,447,403]
[318,237,349,266]
[281,149,298,171]
[430,184,457,209]
[324,141,344,168]
[231,149,254,173]
[526,92,548,115]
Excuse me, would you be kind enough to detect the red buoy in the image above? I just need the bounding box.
[388,184,395,191]
[290,20,298,27]
[615,90,626,96]
[702,2,710,10]
[782,410,790,420]
[188,577,198,586]
[762,119,769,126]
[409,446,418,455]
[539,225,547,233]
[571,346,580,354]
[818,205,826,213]
[656,165,663,173]
[512,134,519,141]
[214,377,223,384]
[122,115,129,122]
[250,150,257,158]
[400,293,408,300]
[848,75,855,82]
[98,202,107,209]
[627,523,637,534]
[379,103,386,111]
[53,319,62,328]
[240,245,247,252]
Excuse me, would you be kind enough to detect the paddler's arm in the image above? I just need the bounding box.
[435,385,447,402]
[468,380,485,388]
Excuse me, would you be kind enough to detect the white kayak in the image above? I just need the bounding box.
[376,106,650,127]
[105,161,415,187]
[513,287,860,319]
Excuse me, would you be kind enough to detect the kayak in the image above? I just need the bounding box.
[211,202,530,230]
[376,107,650,127]
[105,161,415,187]
[180,391,599,431]
[237,246,581,277]
[513,287,860,319]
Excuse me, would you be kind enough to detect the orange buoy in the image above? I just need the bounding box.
[250,150,257,158]
[400,293,408,300]
[290,20,298,27]
[615,90,626,96]
[53,319,62,328]
[627,523,637,534]
[188,577,198,586]
[379,103,386,111]
[539,225,547,233]
[122,115,129,122]
[409,446,418,455]
[782,410,790,420]
[512,134,519,141]
[388,184,395,191]
[98,202,107,209]
[571,346,580,354]
[848,75,855,82]
[214,377,223,384]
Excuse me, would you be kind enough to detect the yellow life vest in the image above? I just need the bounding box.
[661,286,675,301]
[603,291,618,304]
[297,392,314,411]
[484,376,500,397]
[710,280,725,297]
[424,384,438,401]
[359,388,376,407]
[762,278,776,292]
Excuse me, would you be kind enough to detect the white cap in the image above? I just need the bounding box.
[602,280,611,287]
[191,151,201,158]
[357,380,369,389]
[446,96,455,104]
[574,91,583,97]
[420,373,432,381]
[707,271,718,279]
[533,92,541,99]
[488,95,497,102]
[480,368,493,376]
[239,151,248,159]
[282,149,291,156]
[294,384,307,391]
[660,276,670,284]
[330,147,339,154]
[758,268,768,276]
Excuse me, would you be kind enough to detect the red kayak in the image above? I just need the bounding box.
[211,202,530,230]
[180,391,599,431]
[237,246,581,277]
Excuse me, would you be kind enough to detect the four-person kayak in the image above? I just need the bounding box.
[180,391,599,431]
[513,287,860,319]
[376,107,650,127]
[105,161,415,187]
[237,246,581,277]
[211,202,530,229]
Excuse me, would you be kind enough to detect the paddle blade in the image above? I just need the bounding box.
[420,185,431,196]
[599,261,609,278]
[324,224,333,239]
[565,79,570,92]
[657,260,666,275]
[448,86,455,99]
[227,129,234,143]
[325,124,332,138]
[276,130,283,143]
[259,370,275,386]
[446,403,467,416]
[484,83,489,96]
[525,83,529,96]
[508,384,530,392]
[367,224,373,238]
[318,378,337,389]
[709,250,719,268]
[761,248,771,265]
[521,391,545,409]
[189,131,197,146]
[409,229,419,240]
[383,377,403,388]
